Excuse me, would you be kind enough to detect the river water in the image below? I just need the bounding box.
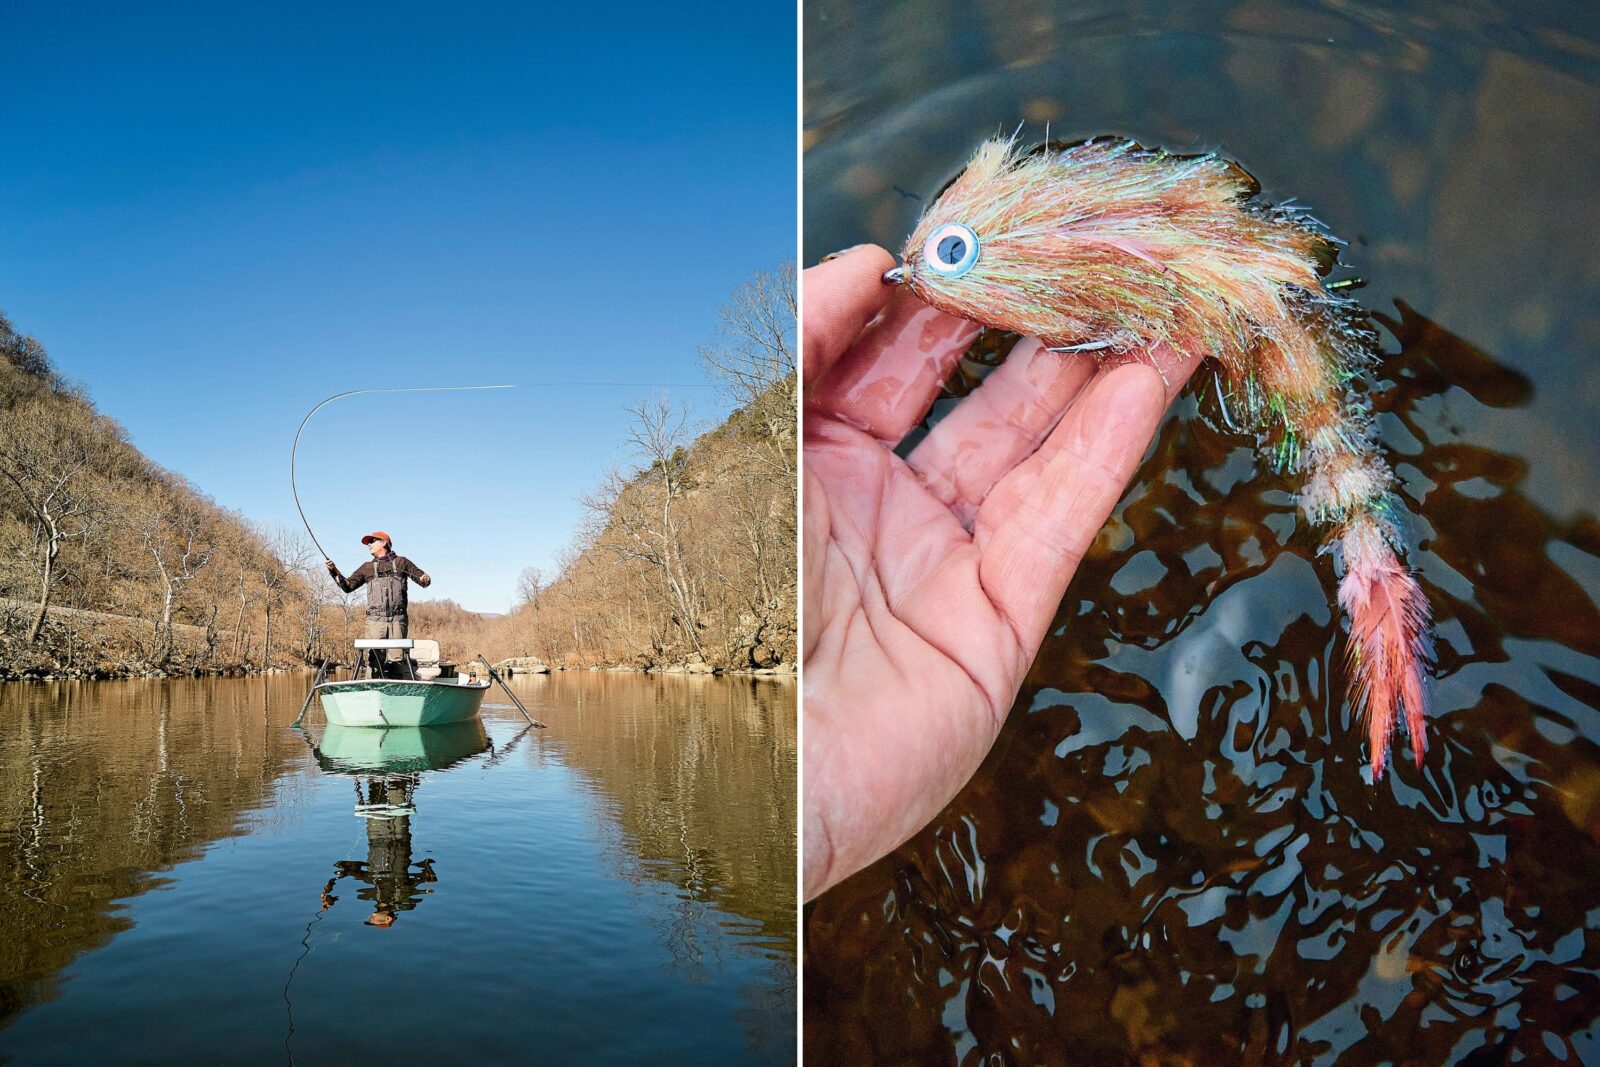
[0,673,795,1064]
[805,2,1600,1064]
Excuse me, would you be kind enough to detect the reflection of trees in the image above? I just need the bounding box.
[521,673,798,959]
[0,677,305,1030]
[808,298,1600,1062]
[516,673,797,1062]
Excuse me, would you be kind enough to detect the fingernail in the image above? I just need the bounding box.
[818,244,874,263]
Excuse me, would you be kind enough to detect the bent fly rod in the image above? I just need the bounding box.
[290,380,717,562]
[291,385,514,562]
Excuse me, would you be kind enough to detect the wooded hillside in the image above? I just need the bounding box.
[416,263,798,673]
[0,313,336,679]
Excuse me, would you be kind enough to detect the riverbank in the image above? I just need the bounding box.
[1,664,794,684]
[2,602,796,684]
[493,653,793,679]
[566,663,794,677]
[0,600,313,683]
[0,663,313,683]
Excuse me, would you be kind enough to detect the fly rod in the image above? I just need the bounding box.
[291,385,514,562]
[290,381,716,562]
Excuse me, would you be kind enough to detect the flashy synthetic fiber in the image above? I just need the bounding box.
[902,136,1432,778]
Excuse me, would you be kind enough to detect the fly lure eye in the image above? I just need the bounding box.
[922,222,980,277]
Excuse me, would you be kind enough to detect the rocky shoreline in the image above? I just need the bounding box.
[492,654,794,679]
[0,663,314,683]
[0,660,794,684]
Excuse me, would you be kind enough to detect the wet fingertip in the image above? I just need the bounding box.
[1073,359,1162,406]
[815,244,896,270]
[1108,360,1169,404]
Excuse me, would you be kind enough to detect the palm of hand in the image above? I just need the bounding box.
[803,415,1033,896]
[803,251,1195,899]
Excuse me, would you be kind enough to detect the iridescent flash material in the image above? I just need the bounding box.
[900,135,1432,779]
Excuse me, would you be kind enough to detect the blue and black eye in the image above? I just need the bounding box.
[922,222,980,277]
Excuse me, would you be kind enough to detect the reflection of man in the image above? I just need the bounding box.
[328,776,438,927]
[325,531,431,671]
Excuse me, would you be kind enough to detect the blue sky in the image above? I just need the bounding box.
[1,1,795,611]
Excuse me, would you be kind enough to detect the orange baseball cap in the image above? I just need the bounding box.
[361,531,392,545]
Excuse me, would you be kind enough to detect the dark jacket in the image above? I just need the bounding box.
[332,554,431,620]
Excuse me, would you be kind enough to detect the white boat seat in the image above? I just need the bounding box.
[411,638,443,680]
[354,638,415,650]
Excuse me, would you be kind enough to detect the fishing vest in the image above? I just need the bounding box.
[355,554,422,621]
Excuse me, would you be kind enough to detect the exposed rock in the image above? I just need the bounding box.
[496,656,551,675]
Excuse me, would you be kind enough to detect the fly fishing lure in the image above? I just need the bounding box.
[889,135,1431,779]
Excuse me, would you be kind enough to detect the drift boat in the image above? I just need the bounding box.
[314,638,489,728]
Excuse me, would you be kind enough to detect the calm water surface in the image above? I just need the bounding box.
[806,2,1600,1064]
[0,673,795,1064]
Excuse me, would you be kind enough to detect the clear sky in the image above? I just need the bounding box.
[0,1,795,612]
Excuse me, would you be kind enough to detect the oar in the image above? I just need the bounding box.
[292,659,332,728]
[477,655,547,728]
[481,723,536,768]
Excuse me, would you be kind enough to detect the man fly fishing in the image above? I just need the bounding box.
[325,531,431,672]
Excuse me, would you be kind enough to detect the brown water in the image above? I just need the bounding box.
[0,673,795,1064]
[804,2,1600,1063]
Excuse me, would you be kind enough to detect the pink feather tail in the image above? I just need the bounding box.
[1335,514,1433,778]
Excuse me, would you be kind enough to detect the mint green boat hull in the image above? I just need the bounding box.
[315,678,489,727]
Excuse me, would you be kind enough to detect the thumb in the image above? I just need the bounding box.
[802,246,897,387]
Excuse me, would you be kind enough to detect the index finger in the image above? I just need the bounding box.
[802,245,898,386]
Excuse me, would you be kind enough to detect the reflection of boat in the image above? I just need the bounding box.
[325,775,435,926]
[306,721,490,928]
[314,720,491,775]
[314,638,489,727]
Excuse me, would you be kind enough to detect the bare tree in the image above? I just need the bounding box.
[550,542,590,661]
[515,565,546,658]
[583,396,707,659]
[0,398,111,642]
[254,526,313,667]
[698,261,796,408]
[698,261,797,477]
[127,478,217,660]
[229,550,256,662]
[0,312,60,396]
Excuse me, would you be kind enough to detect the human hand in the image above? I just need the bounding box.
[325,559,338,573]
[803,246,1199,900]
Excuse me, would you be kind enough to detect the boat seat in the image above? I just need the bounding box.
[411,639,443,680]
[354,638,415,650]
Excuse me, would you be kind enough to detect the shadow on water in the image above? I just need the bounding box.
[804,2,1600,1064]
